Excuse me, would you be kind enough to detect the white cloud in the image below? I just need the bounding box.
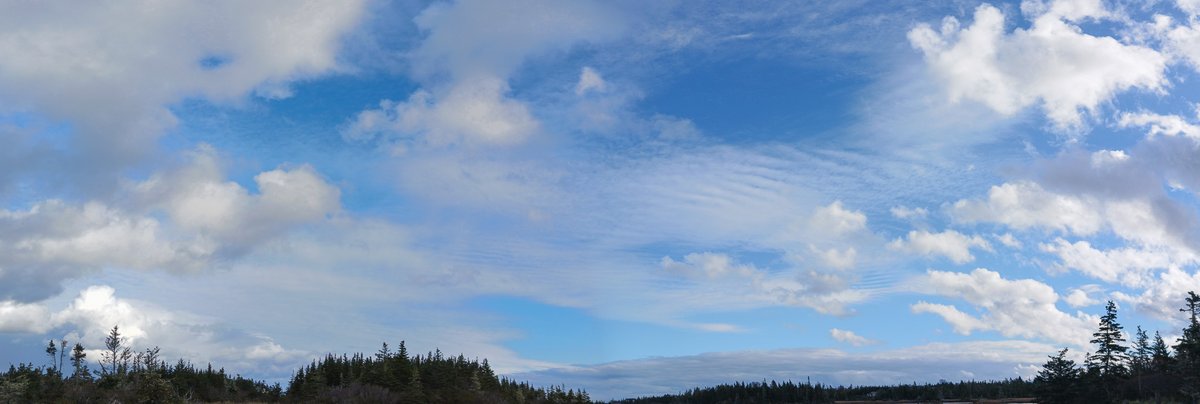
[1119,111,1200,140]
[829,328,877,346]
[1040,238,1186,287]
[909,2,1166,131]
[133,146,340,254]
[995,232,1023,249]
[0,200,212,302]
[813,246,858,270]
[1113,267,1200,321]
[951,181,1104,235]
[888,229,991,264]
[0,0,366,181]
[344,75,539,147]
[912,268,1096,346]
[345,0,628,149]
[1090,149,1130,167]
[810,200,867,236]
[1156,1,1200,74]
[36,285,312,373]
[0,145,341,303]
[1063,288,1100,308]
[0,300,52,333]
[890,206,928,220]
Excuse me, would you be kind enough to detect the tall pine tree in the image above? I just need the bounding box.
[1089,300,1129,377]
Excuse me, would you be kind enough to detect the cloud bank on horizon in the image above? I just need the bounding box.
[1,0,1199,399]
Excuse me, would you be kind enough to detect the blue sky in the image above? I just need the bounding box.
[2,0,1200,400]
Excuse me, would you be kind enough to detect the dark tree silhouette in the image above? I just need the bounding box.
[1035,348,1079,404]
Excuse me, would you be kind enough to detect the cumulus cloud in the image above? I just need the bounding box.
[1119,111,1200,140]
[343,75,539,147]
[912,268,1096,346]
[889,230,991,264]
[810,201,867,236]
[1040,238,1186,287]
[0,201,211,302]
[132,146,341,256]
[3,285,313,373]
[0,300,52,333]
[0,145,340,303]
[951,181,1105,235]
[909,1,1166,131]
[0,0,366,186]
[345,0,627,149]
[1113,267,1200,321]
[1063,288,1100,308]
[830,328,877,346]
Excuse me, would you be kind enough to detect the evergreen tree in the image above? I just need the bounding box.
[1152,331,1173,372]
[69,343,90,381]
[44,340,57,373]
[1132,326,1151,373]
[1131,325,1152,398]
[1088,301,1129,377]
[100,325,131,376]
[1175,291,1200,400]
[1035,349,1080,404]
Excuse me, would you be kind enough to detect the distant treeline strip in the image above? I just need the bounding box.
[1,290,1197,403]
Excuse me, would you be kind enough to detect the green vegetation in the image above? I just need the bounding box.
[0,327,588,403]
[2,291,1198,402]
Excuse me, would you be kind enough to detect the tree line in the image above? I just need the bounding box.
[616,291,1200,404]
[1,290,1197,402]
[1033,291,1200,403]
[0,325,590,403]
[612,378,1036,403]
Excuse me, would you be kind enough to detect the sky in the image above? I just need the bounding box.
[2,0,1200,400]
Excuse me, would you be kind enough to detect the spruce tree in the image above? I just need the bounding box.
[1152,331,1172,372]
[1089,300,1129,377]
[44,340,57,373]
[1175,291,1200,400]
[69,343,89,380]
[1035,348,1079,404]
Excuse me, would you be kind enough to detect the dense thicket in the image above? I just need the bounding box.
[285,342,591,403]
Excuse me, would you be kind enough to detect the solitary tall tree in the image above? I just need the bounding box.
[45,339,57,373]
[1089,300,1129,377]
